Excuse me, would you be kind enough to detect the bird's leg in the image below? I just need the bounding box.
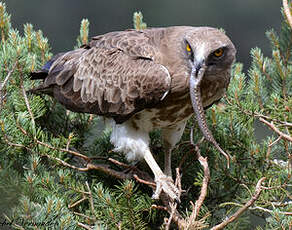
[164,147,172,178]
[147,121,188,201]
[162,122,187,178]
[143,149,179,200]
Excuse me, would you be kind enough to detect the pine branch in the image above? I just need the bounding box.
[283,0,292,29]
[255,113,292,127]
[249,206,292,216]
[210,177,266,230]
[20,72,35,131]
[68,196,87,209]
[133,12,147,30]
[259,117,292,142]
[85,181,96,220]
[45,153,132,180]
[0,62,16,108]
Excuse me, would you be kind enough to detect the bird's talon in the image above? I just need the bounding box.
[153,175,180,201]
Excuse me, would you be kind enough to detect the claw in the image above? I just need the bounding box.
[152,175,180,202]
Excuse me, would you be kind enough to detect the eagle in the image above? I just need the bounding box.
[30,26,236,200]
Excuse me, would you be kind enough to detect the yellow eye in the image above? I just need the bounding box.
[186,43,192,52]
[214,48,224,57]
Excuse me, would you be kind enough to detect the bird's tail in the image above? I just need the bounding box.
[28,53,65,95]
[30,52,65,80]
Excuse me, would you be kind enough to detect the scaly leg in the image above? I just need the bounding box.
[162,121,187,178]
[143,149,179,200]
[164,147,172,177]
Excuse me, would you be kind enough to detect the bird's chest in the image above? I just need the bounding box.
[130,92,193,132]
[129,77,227,132]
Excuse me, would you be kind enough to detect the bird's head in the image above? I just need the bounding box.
[183,27,236,79]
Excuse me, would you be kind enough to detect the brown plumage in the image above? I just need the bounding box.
[30,26,236,200]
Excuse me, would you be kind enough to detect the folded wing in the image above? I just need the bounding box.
[32,30,171,123]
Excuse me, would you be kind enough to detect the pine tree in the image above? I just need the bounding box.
[0,1,291,229]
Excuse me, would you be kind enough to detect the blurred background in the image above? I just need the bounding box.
[4,0,282,72]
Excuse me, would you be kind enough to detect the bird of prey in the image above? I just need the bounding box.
[30,26,236,200]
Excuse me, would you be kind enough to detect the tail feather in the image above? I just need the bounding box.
[29,50,82,98]
[27,85,53,96]
[30,71,48,80]
[30,52,65,80]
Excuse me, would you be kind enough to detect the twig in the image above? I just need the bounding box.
[240,183,253,197]
[259,117,292,142]
[186,144,210,229]
[283,0,292,29]
[279,122,292,127]
[45,153,131,180]
[77,222,93,230]
[210,177,266,230]
[12,96,91,162]
[20,81,35,128]
[194,156,209,217]
[151,204,168,211]
[266,136,282,160]
[108,158,134,169]
[133,174,155,187]
[85,181,96,220]
[68,196,87,209]
[69,187,90,195]
[163,168,185,228]
[34,138,90,161]
[165,202,178,230]
[12,95,91,162]
[255,113,292,127]
[261,181,290,190]
[249,206,292,215]
[226,97,292,127]
[175,168,182,191]
[272,201,292,207]
[73,212,96,221]
[219,202,292,216]
[0,62,17,108]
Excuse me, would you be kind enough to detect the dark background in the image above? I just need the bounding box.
[4,0,282,71]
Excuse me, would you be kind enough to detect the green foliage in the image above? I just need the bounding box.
[133,12,147,30]
[75,18,90,48]
[93,181,153,229]
[0,3,291,230]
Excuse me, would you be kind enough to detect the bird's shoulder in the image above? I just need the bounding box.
[88,28,163,61]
